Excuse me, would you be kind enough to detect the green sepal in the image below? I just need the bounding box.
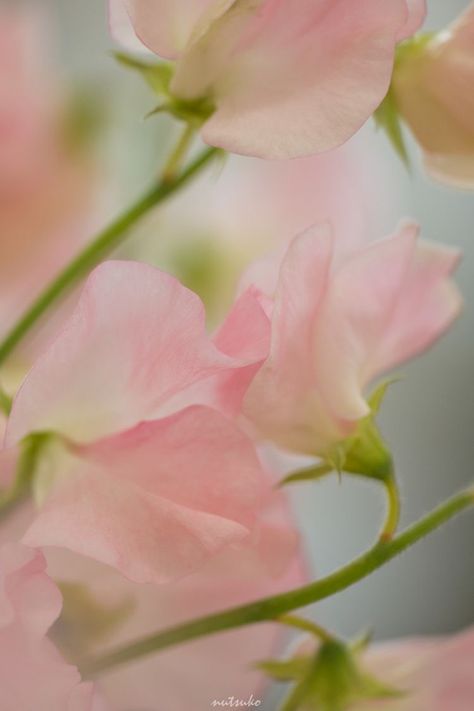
[395,32,436,68]
[374,87,410,169]
[148,95,215,126]
[326,380,396,483]
[263,640,403,711]
[114,52,174,96]
[280,463,333,488]
[282,381,396,488]
[258,657,311,682]
[114,51,215,126]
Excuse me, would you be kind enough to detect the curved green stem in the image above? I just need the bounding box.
[81,487,473,678]
[162,125,196,182]
[379,476,401,542]
[278,615,334,643]
[0,146,220,366]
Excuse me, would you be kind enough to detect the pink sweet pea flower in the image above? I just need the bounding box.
[110,0,426,158]
[292,626,474,710]
[240,222,461,455]
[355,627,474,710]
[37,491,307,710]
[393,3,474,189]
[5,261,273,585]
[286,628,474,711]
[135,135,392,325]
[0,542,103,711]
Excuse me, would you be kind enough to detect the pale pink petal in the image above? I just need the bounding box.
[368,241,462,377]
[423,153,474,190]
[7,261,236,445]
[355,627,474,710]
[205,287,271,415]
[242,222,460,455]
[172,0,410,158]
[394,4,474,187]
[397,0,427,41]
[110,0,218,58]
[314,223,419,422]
[0,542,62,634]
[0,543,102,711]
[69,684,108,711]
[214,287,270,362]
[24,406,269,584]
[243,226,345,454]
[45,491,307,711]
[162,286,272,417]
[108,0,150,53]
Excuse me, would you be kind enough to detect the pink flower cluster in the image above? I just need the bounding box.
[0,223,462,707]
[0,1,472,709]
[2,225,460,583]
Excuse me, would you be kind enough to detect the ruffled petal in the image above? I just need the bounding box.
[172,0,410,157]
[24,406,269,584]
[7,261,235,445]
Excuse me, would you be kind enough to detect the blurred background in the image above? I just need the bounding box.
[1,0,473,699]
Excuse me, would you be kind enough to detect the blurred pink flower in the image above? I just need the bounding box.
[393,3,474,189]
[355,627,474,710]
[5,261,275,585]
[241,222,461,455]
[0,5,98,357]
[0,542,103,711]
[293,625,474,710]
[110,0,426,158]
[134,135,393,326]
[39,491,307,711]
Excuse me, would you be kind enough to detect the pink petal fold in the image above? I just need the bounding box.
[393,3,474,188]
[7,261,240,445]
[0,543,102,711]
[44,489,307,711]
[109,0,217,58]
[242,222,461,455]
[113,0,421,158]
[397,0,427,41]
[187,0,411,158]
[357,626,474,710]
[23,406,269,584]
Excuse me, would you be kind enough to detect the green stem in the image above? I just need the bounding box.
[0,146,220,366]
[81,487,473,677]
[278,615,333,643]
[379,476,401,542]
[162,125,196,182]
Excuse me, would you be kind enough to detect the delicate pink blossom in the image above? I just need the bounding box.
[355,627,474,710]
[110,0,426,158]
[393,3,474,188]
[6,261,273,584]
[241,222,461,455]
[40,491,306,710]
[294,626,474,710]
[0,542,103,711]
